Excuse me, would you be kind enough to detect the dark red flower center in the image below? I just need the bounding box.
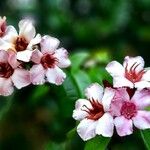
[0,62,14,78]
[41,54,58,69]
[15,36,28,52]
[125,62,145,83]
[82,99,104,120]
[121,101,137,119]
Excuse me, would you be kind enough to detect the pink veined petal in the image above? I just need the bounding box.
[110,88,129,117]
[2,25,18,43]
[123,56,144,73]
[102,88,115,111]
[131,89,150,109]
[40,35,60,54]
[27,34,41,50]
[54,48,71,68]
[142,70,150,81]
[85,83,103,102]
[19,19,35,42]
[8,50,20,68]
[46,66,66,85]
[30,64,46,85]
[11,68,31,89]
[17,50,33,62]
[72,99,92,121]
[96,113,114,137]
[134,81,150,89]
[113,76,134,88]
[77,118,97,141]
[114,116,133,136]
[133,110,150,130]
[0,78,14,96]
[31,49,43,64]
[106,61,125,77]
[0,50,8,62]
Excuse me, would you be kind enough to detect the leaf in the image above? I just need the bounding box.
[84,136,111,150]
[73,70,91,97]
[70,51,89,72]
[140,129,150,150]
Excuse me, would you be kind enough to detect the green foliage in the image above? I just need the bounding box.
[141,130,150,150]
[84,136,111,150]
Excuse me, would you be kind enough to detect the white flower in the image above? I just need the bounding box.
[0,19,41,62]
[73,83,115,141]
[106,56,150,89]
[30,35,71,85]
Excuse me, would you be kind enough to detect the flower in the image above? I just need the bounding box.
[73,83,115,141]
[111,88,150,136]
[0,16,7,37]
[30,35,71,85]
[0,19,41,62]
[0,50,31,96]
[106,56,150,89]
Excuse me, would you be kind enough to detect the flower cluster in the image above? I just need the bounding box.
[0,17,71,96]
[73,56,150,141]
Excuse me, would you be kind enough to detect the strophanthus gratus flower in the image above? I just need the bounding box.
[73,83,115,141]
[106,56,150,89]
[30,35,71,85]
[110,88,150,136]
[0,19,41,62]
[0,50,31,96]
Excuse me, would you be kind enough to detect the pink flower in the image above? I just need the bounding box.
[73,83,115,141]
[111,88,150,136]
[0,19,41,62]
[0,16,7,37]
[30,35,71,85]
[0,50,31,96]
[106,56,150,89]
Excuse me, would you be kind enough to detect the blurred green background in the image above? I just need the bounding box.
[0,0,150,150]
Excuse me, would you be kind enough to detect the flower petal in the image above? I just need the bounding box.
[17,50,33,62]
[96,113,114,137]
[3,25,18,43]
[40,35,60,54]
[102,88,115,111]
[106,61,124,77]
[133,111,150,129]
[134,81,150,89]
[142,70,150,81]
[77,118,97,141]
[131,89,150,109]
[0,39,13,50]
[114,116,133,136]
[19,19,35,42]
[113,76,134,88]
[11,68,31,89]
[8,50,20,68]
[85,83,103,101]
[31,49,43,64]
[73,99,92,121]
[0,50,8,62]
[46,66,66,85]
[30,64,45,85]
[110,88,129,116]
[0,78,14,96]
[54,48,71,68]
[27,34,41,50]
[123,56,144,72]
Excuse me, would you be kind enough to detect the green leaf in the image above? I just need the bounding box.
[84,136,111,150]
[70,51,89,72]
[140,129,150,150]
[73,70,91,97]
